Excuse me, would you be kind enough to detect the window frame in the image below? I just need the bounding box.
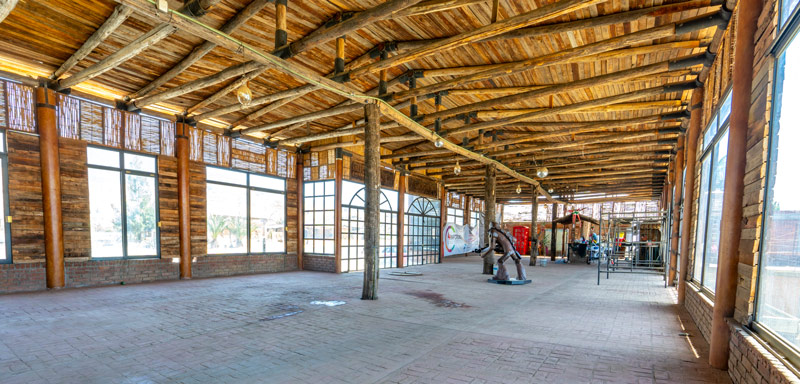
[752,8,800,369]
[447,207,464,225]
[0,132,11,264]
[205,165,287,256]
[87,145,160,260]
[691,87,733,296]
[303,180,335,256]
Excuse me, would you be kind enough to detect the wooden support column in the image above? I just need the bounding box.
[550,203,557,261]
[275,0,288,49]
[335,36,346,75]
[397,172,406,268]
[483,165,496,274]
[362,103,380,300]
[668,134,685,285]
[709,0,761,369]
[439,184,446,263]
[378,51,388,95]
[296,154,304,270]
[409,75,418,118]
[530,187,538,265]
[176,120,192,279]
[36,86,64,289]
[334,150,343,273]
[678,87,704,304]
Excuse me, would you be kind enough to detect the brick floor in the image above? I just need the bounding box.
[0,257,730,383]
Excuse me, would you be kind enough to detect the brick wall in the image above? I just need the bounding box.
[65,259,178,288]
[0,262,46,293]
[685,285,714,342]
[193,254,298,278]
[303,255,336,273]
[728,322,800,384]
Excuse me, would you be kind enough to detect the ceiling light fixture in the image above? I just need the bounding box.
[516,184,522,194]
[536,167,549,178]
[434,138,444,148]
[236,82,252,105]
[454,160,461,175]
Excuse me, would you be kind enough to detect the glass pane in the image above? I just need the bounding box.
[693,159,711,281]
[87,147,120,168]
[206,183,247,254]
[206,166,246,185]
[124,153,156,173]
[0,131,5,152]
[88,168,123,257]
[757,41,800,350]
[250,190,285,253]
[702,129,729,292]
[125,174,157,256]
[250,174,285,191]
[718,91,732,127]
[0,159,6,261]
[782,0,799,26]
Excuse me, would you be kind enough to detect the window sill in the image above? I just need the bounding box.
[742,322,800,379]
[687,280,715,305]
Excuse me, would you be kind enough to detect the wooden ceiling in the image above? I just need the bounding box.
[0,0,734,202]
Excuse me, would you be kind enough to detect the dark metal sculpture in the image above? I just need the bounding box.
[481,222,528,282]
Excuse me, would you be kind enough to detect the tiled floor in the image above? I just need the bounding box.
[0,256,730,383]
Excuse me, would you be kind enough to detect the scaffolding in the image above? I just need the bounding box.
[597,206,669,285]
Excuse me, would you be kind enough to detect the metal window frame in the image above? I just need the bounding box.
[303,180,335,256]
[0,132,11,264]
[404,196,441,266]
[341,186,397,273]
[205,165,287,256]
[752,8,800,369]
[87,145,160,260]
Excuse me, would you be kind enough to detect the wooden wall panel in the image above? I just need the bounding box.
[189,161,207,258]
[59,138,90,260]
[7,131,44,262]
[158,155,179,259]
[286,172,298,254]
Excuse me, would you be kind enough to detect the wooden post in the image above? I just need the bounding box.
[678,87,704,304]
[36,86,64,289]
[296,154,304,270]
[483,165,496,274]
[550,203,557,261]
[176,121,192,279]
[709,0,761,369]
[530,187,538,265]
[668,134,685,285]
[464,195,471,228]
[275,0,288,49]
[397,173,406,268]
[362,103,380,300]
[439,184,446,263]
[378,51,388,95]
[334,151,343,273]
[335,36,346,74]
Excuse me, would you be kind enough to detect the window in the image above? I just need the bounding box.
[206,166,285,255]
[470,211,482,228]
[0,132,10,263]
[447,207,464,225]
[304,180,335,254]
[87,147,158,258]
[692,90,731,293]
[755,22,800,362]
[340,181,398,272]
[781,0,799,27]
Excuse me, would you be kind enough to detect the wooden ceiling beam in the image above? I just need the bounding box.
[395,0,487,17]
[51,5,134,79]
[390,10,725,102]
[128,0,272,100]
[346,0,604,79]
[238,102,364,135]
[486,128,681,157]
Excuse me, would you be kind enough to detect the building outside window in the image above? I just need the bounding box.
[87,147,158,258]
[755,7,800,364]
[206,166,286,255]
[303,180,335,255]
[692,90,731,293]
[0,132,10,263]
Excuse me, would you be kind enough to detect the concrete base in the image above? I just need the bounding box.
[487,278,532,285]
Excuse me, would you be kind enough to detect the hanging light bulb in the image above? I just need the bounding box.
[547,188,554,193]
[236,82,253,105]
[536,166,549,178]
[434,138,444,148]
[454,160,461,175]
[516,184,522,194]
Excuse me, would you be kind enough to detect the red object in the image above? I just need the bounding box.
[512,226,530,255]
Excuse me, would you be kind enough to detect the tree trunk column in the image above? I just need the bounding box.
[36,86,64,289]
[550,203,557,261]
[362,103,380,300]
[176,121,192,280]
[483,165,496,274]
[397,173,406,268]
[334,152,343,273]
[296,154,304,269]
[709,0,761,369]
[530,187,539,265]
[669,134,685,285]
[274,0,288,49]
[439,184,446,263]
[678,87,704,304]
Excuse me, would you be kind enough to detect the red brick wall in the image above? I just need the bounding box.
[685,285,714,343]
[728,323,800,384]
[303,255,336,273]
[193,254,297,278]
